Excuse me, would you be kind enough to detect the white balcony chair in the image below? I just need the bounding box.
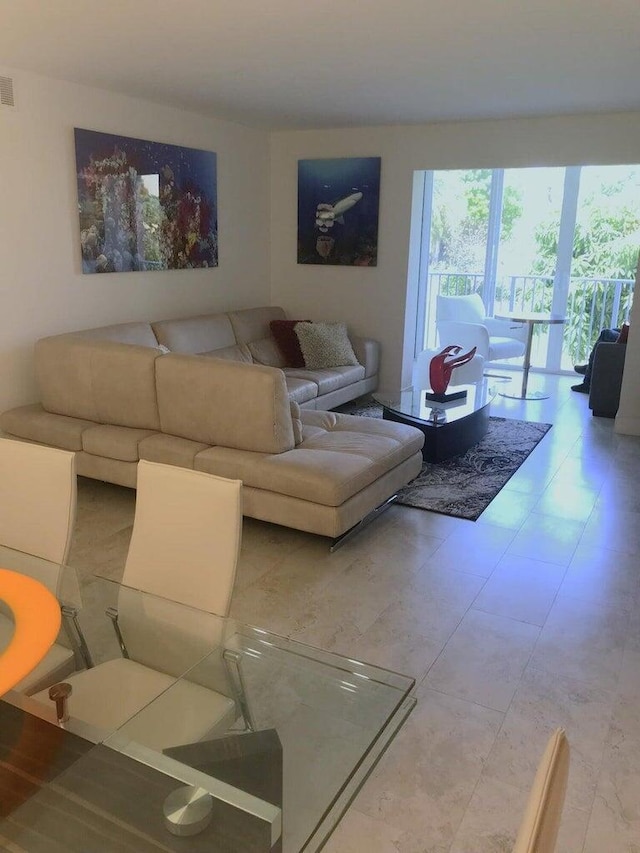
[0,438,79,694]
[513,728,570,853]
[436,293,527,362]
[34,461,247,751]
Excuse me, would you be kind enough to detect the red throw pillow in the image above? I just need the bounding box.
[270,320,310,367]
[616,323,630,344]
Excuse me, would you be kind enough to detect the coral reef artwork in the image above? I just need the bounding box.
[297,157,381,266]
[74,128,218,274]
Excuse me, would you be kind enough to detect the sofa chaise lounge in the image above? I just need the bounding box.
[1,307,424,545]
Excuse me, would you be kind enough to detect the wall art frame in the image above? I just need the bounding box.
[74,128,218,274]
[297,156,381,266]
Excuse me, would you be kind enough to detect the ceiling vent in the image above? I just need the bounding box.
[0,76,16,109]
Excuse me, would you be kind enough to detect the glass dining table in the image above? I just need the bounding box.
[0,545,416,853]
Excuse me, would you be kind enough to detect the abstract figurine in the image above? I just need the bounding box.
[429,345,477,395]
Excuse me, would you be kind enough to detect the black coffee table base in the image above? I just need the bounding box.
[382,402,491,463]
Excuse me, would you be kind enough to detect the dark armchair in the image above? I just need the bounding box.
[589,342,627,418]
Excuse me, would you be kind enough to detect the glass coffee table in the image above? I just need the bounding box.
[375,379,496,462]
[0,549,416,853]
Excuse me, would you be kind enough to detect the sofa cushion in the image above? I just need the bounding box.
[247,337,287,367]
[201,343,253,363]
[36,337,161,430]
[152,314,236,354]
[82,425,158,462]
[155,354,295,454]
[283,365,365,395]
[270,320,309,367]
[295,322,360,369]
[290,402,303,445]
[0,404,94,451]
[195,412,424,506]
[282,376,319,405]
[227,306,286,344]
[139,434,211,468]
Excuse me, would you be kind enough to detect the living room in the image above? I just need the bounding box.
[2,2,640,850]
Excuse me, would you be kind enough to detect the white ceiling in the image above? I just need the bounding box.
[2,0,640,130]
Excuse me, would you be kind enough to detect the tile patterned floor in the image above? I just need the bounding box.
[67,372,640,852]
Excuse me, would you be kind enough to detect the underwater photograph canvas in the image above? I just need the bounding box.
[297,157,381,266]
[74,128,218,274]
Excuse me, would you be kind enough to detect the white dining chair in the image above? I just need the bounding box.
[512,728,570,853]
[33,461,247,751]
[436,293,527,362]
[0,438,79,694]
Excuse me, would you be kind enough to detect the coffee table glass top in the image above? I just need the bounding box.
[375,379,496,426]
[0,547,416,853]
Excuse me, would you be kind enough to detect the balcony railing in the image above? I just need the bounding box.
[427,272,634,367]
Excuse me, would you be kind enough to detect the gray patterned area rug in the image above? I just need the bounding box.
[338,401,552,521]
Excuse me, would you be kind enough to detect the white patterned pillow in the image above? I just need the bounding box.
[295,322,360,369]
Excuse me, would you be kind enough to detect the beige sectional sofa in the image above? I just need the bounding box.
[1,306,424,544]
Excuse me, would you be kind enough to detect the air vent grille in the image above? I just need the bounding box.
[0,76,15,108]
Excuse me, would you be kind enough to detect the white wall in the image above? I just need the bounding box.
[270,112,640,429]
[0,68,270,410]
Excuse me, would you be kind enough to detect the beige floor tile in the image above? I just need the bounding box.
[424,609,540,712]
[609,644,640,743]
[484,667,614,811]
[557,543,640,610]
[427,523,515,578]
[583,736,640,853]
[472,554,565,626]
[67,524,132,582]
[533,480,600,522]
[387,504,469,542]
[548,454,611,493]
[449,773,589,853]
[595,473,640,515]
[350,566,486,680]
[529,594,629,692]
[581,507,640,555]
[495,464,558,497]
[273,542,439,653]
[353,687,502,851]
[505,512,585,567]
[235,518,316,591]
[477,489,539,530]
[322,808,422,853]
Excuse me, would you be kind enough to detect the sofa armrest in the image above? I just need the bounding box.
[350,336,380,379]
[437,321,491,360]
[589,342,626,418]
[484,317,528,344]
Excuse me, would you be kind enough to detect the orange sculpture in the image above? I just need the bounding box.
[0,568,61,696]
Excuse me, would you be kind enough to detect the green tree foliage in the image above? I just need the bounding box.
[531,174,640,359]
[462,170,523,241]
[531,181,640,281]
[430,170,523,290]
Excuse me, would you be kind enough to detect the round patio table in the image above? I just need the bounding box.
[495,312,566,400]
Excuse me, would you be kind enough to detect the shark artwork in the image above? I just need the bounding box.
[315,192,363,232]
[297,157,381,266]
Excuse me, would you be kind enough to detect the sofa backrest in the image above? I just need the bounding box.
[155,354,295,453]
[36,336,161,430]
[73,322,159,347]
[151,313,237,354]
[227,306,288,366]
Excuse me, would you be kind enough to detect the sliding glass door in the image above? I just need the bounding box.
[414,164,639,370]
